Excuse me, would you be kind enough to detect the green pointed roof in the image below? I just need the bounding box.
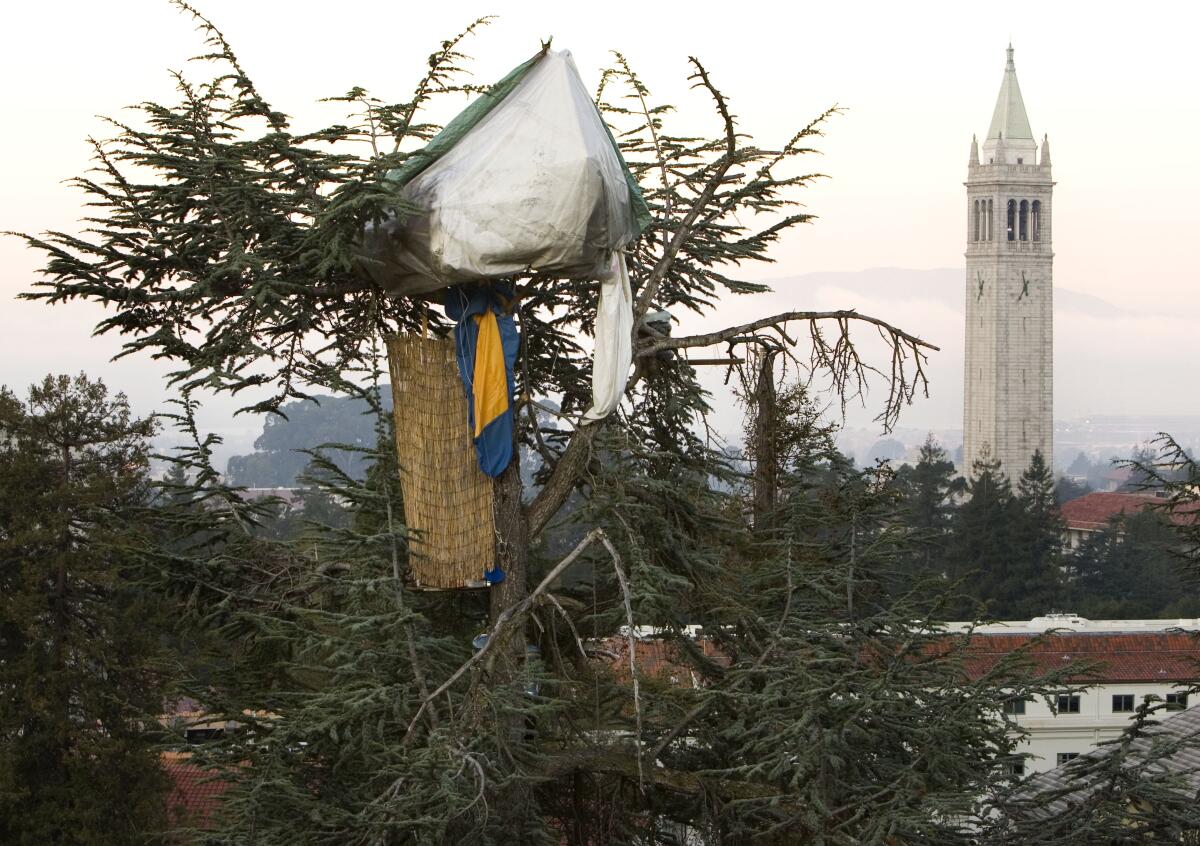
[986,45,1034,141]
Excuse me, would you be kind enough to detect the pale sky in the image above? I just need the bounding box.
[2,0,1197,457]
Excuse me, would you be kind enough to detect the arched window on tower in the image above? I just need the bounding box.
[987,199,993,240]
[1031,200,1041,241]
[1019,200,1029,241]
[1006,200,1016,241]
[972,200,980,241]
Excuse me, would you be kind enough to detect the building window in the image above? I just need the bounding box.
[1006,200,1016,241]
[1166,692,1189,711]
[1112,694,1135,713]
[986,199,994,240]
[1057,752,1080,766]
[1002,696,1028,715]
[1031,200,1041,241]
[973,200,980,241]
[1017,157,1024,164]
[1003,760,1026,777]
[1019,200,1029,240]
[1056,694,1081,714]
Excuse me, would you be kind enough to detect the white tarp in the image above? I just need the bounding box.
[370,49,641,294]
[360,48,645,425]
[581,252,632,424]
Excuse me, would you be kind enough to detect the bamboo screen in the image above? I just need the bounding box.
[387,334,495,588]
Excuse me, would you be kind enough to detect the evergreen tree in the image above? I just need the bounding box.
[1007,450,1065,618]
[892,434,961,589]
[692,386,1046,842]
[17,9,1030,843]
[1067,509,1200,618]
[1127,433,1200,580]
[0,374,167,845]
[1054,475,1091,505]
[947,449,1014,618]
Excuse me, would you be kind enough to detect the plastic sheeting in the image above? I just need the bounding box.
[360,49,649,297]
[581,252,632,424]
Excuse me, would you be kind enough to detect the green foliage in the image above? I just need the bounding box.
[0,374,168,845]
[944,450,1013,616]
[1127,433,1200,582]
[1067,510,1200,618]
[891,434,962,592]
[14,7,1051,844]
[1006,451,1066,618]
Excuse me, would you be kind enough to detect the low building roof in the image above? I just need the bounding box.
[163,755,230,831]
[1060,491,1161,532]
[1059,491,1200,532]
[964,631,1200,683]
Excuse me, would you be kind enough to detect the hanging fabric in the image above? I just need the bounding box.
[444,283,519,477]
[581,252,633,424]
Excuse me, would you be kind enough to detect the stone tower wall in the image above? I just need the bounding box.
[963,161,1054,479]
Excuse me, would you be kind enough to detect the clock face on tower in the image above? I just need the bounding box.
[976,271,986,301]
[1016,270,1034,301]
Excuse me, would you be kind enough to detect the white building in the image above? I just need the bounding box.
[963,45,1054,479]
[947,615,1200,775]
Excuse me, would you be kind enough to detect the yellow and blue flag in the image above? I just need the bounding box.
[445,283,519,479]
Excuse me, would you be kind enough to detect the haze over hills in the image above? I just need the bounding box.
[216,267,1199,485]
[682,267,1200,469]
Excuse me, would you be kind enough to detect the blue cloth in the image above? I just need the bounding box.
[443,283,519,479]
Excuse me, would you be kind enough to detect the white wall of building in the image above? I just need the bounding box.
[947,615,1200,775]
[1010,682,1194,774]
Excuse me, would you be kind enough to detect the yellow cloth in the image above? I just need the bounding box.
[472,310,509,438]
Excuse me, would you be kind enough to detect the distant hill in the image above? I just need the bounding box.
[225,393,389,487]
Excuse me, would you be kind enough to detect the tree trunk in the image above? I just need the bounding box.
[489,449,535,824]
[490,456,529,641]
[752,351,779,530]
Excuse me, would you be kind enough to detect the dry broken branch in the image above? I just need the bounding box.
[639,308,938,430]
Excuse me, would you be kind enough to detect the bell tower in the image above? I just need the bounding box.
[964,44,1054,478]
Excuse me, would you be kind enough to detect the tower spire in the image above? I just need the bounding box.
[982,43,1036,164]
[988,44,1033,141]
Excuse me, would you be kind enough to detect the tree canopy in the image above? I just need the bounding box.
[19,6,1200,844]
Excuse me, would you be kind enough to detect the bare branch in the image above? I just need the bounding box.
[638,308,938,432]
[525,423,601,538]
[638,309,938,357]
[632,57,739,322]
[405,528,611,742]
[605,533,644,790]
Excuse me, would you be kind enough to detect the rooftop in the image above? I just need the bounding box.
[962,630,1200,683]
[945,614,1200,635]
[1059,491,1200,532]
[1013,704,1200,817]
[163,754,230,831]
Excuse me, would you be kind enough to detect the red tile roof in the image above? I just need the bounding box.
[604,637,728,687]
[964,632,1200,683]
[163,755,230,831]
[1059,491,1199,532]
